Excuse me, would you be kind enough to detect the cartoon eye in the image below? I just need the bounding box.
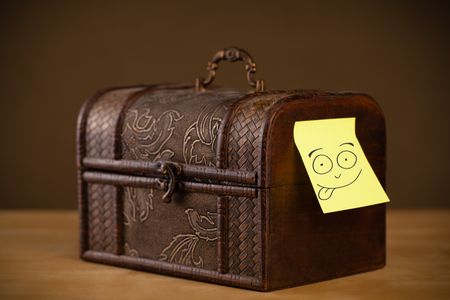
[312,154,333,175]
[337,150,357,169]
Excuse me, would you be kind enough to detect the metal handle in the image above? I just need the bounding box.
[195,47,266,92]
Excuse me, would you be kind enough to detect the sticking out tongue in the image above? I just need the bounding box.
[318,187,335,200]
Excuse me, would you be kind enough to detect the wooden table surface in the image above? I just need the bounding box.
[0,210,449,300]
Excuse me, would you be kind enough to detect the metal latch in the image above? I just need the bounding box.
[156,161,182,203]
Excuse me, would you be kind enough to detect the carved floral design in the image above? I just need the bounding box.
[159,208,218,268]
[123,108,183,161]
[123,187,154,226]
[124,242,139,257]
[121,104,220,266]
[159,234,202,267]
[122,108,183,225]
[183,104,224,167]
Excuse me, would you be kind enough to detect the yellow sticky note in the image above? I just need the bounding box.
[293,117,389,213]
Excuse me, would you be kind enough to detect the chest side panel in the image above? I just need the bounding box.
[264,94,386,289]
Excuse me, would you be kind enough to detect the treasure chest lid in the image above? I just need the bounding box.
[77,48,385,192]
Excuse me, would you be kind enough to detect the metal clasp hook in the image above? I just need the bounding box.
[156,161,182,203]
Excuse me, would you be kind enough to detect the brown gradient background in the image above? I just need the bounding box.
[0,0,449,209]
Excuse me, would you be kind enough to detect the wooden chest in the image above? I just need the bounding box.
[77,48,386,291]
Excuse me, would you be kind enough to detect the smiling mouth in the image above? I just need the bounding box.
[317,169,362,200]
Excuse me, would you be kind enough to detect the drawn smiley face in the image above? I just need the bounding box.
[293,117,389,213]
[308,142,362,200]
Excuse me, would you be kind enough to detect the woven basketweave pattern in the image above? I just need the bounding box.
[86,88,142,158]
[88,183,117,252]
[85,88,143,253]
[227,95,281,277]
